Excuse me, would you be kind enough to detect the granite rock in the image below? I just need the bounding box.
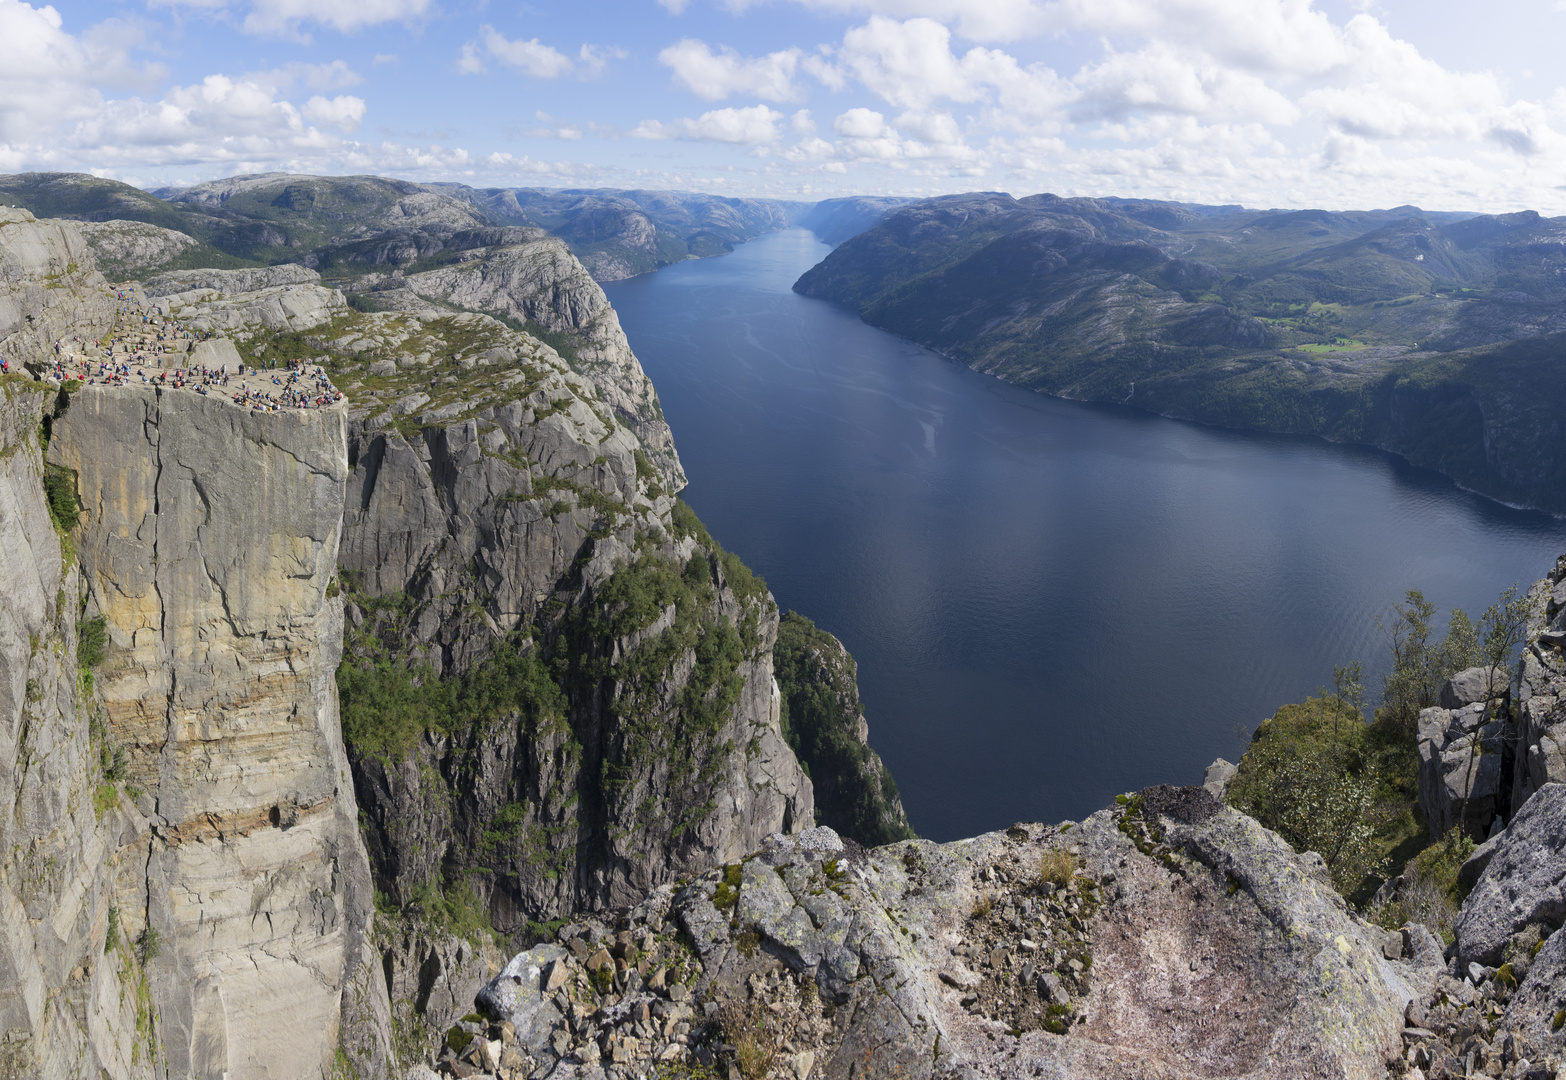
[48,383,390,1079]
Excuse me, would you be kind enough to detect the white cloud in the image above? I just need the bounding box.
[836,17,989,108]
[0,0,106,141]
[1044,0,1345,76]
[784,0,1048,42]
[302,94,366,132]
[244,60,363,92]
[633,105,786,144]
[1072,43,1298,124]
[659,39,803,101]
[659,0,691,12]
[460,28,617,80]
[152,0,436,36]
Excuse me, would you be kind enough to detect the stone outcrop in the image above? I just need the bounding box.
[1511,555,1566,813]
[1418,666,1510,839]
[47,383,390,1079]
[141,263,346,336]
[379,233,685,486]
[772,611,912,846]
[424,788,1435,1080]
[1385,781,1566,1078]
[315,303,812,923]
[1454,783,1566,968]
[74,220,200,281]
[0,208,115,371]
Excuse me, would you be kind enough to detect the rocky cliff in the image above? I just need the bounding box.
[422,789,1450,1080]
[0,381,163,1080]
[353,231,684,486]
[47,383,390,1080]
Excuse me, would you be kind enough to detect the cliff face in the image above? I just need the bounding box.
[0,209,115,370]
[311,297,812,924]
[773,611,913,846]
[0,385,161,1080]
[0,205,896,1079]
[47,384,391,1079]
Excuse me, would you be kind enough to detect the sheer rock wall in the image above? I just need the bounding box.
[46,384,391,1080]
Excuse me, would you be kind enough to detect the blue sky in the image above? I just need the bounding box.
[5,0,1566,211]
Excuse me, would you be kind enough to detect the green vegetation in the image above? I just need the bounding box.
[77,614,108,668]
[76,613,108,695]
[712,863,742,910]
[1227,694,1397,894]
[406,880,501,948]
[43,464,79,531]
[1229,584,1535,903]
[337,619,566,762]
[773,611,913,847]
[1367,829,1475,943]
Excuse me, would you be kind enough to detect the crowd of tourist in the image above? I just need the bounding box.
[39,296,344,412]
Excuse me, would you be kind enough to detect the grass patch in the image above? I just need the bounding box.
[1038,848,1075,889]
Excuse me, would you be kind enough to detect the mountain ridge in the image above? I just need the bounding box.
[795,191,1566,514]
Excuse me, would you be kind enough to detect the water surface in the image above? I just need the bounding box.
[604,229,1566,842]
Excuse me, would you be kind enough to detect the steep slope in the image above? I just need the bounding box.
[0,382,161,1080]
[418,788,1441,1079]
[774,611,912,846]
[0,209,392,1079]
[356,229,686,487]
[49,383,389,1080]
[0,203,909,1077]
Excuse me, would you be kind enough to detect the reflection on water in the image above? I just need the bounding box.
[604,229,1566,842]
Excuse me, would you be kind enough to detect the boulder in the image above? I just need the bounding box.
[476,945,569,1052]
[1454,782,1566,966]
[1509,557,1566,813]
[1202,757,1237,797]
[1418,701,1505,839]
[1441,665,1509,709]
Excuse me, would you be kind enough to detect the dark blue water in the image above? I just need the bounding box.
[604,229,1566,843]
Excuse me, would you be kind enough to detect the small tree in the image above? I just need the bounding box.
[1332,661,1366,737]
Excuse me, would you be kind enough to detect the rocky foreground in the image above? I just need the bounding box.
[419,777,1566,1080]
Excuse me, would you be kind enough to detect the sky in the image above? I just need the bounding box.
[4,0,1566,211]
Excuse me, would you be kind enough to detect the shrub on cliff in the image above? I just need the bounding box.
[774,611,914,847]
[1228,695,1394,894]
[337,591,566,763]
[43,463,78,531]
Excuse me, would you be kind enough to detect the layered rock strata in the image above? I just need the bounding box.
[47,383,390,1079]
[0,208,115,370]
[142,263,347,337]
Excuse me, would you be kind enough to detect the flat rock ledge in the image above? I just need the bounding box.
[422,789,1445,1080]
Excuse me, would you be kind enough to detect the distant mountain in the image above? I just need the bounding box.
[794,196,914,245]
[433,185,803,280]
[0,171,802,282]
[796,192,1566,513]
